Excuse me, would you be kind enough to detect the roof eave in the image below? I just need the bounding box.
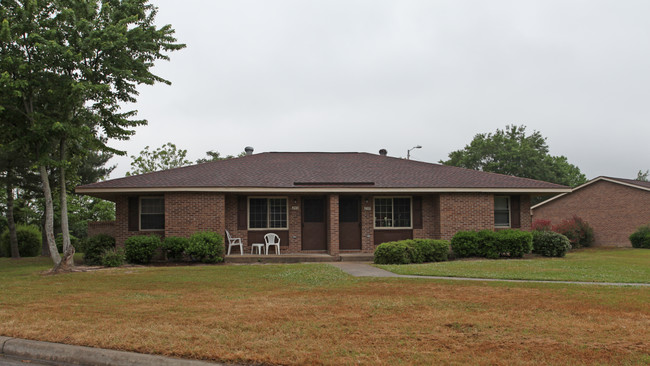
[76,186,570,196]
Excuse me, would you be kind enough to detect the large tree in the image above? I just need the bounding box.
[196,150,246,164]
[441,125,587,187]
[127,142,191,175]
[0,0,184,270]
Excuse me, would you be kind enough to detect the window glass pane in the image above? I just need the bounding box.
[140,197,164,230]
[141,198,164,214]
[393,198,411,227]
[269,198,287,228]
[141,214,164,230]
[494,196,510,226]
[374,198,393,227]
[249,198,268,228]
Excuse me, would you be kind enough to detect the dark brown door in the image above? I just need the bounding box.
[302,197,327,250]
[339,196,361,250]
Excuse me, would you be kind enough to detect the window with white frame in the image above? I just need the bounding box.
[494,196,510,227]
[374,197,411,228]
[140,197,164,230]
[248,197,288,229]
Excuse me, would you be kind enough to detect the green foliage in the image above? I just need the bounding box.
[532,231,572,257]
[552,216,594,248]
[161,236,189,261]
[629,225,650,249]
[0,225,42,257]
[374,241,413,265]
[374,239,450,264]
[124,235,161,264]
[55,233,79,253]
[127,143,192,176]
[637,170,649,182]
[450,231,481,258]
[101,248,125,267]
[496,229,533,258]
[186,231,224,263]
[452,230,533,259]
[83,234,116,266]
[196,150,246,164]
[441,125,587,187]
[408,239,450,262]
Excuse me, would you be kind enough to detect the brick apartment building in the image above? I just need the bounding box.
[77,149,568,255]
[532,176,650,247]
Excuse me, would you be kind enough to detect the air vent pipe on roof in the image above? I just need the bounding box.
[379,149,387,156]
[244,146,254,156]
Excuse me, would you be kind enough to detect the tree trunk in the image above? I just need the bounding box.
[39,165,60,265]
[41,215,50,257]
[59,138,73,265]
[6,181,20,259]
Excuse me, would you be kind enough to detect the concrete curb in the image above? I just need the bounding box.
[0,336,226,366]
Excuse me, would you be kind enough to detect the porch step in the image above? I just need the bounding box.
[225,254,339,264]
[339,253,374,262]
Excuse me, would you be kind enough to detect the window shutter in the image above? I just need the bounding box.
[510,195,521,228]
[237,196,247,230]
[413,196,423,229]
[128,197,139,231]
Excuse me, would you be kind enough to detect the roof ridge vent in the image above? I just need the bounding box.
[379,149,387,156]
[244,146,254,155]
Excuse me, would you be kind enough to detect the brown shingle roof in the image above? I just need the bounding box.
[600,176,650,190]
[77,152,567,192]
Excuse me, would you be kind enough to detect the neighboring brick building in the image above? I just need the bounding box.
[532,177,650,247]
[76,150,567,256]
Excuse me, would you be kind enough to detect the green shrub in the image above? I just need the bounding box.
[478,230,501,259]
[496,229,533,258]
[374,241,413,264]
[532,231,571,257]
[451,231,481,258]
[629,225,650,249]
[124,235,161,264]
[552,215,594,248]
[55,233,80,253]
[83,234,116,266]
[101,248,125,267]
[409,239,450,262]
[0,225,42,257]
[161,236,189,261]
[186,231,224,263]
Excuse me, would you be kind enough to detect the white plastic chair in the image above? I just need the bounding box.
[264,233,280,255]
[226,230,243,255]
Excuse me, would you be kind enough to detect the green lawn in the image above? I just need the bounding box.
[0,257,649,365]
[377,248,650,283]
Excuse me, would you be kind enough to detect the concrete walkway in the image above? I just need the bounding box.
[328,262,650,286]
[0,336,228,366]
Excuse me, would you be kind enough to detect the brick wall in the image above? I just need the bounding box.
[360,195,374,252]
[114,196,163,247]
[165,192,225,238]
[532,180,650,247]
[327,194,340,256]
[413,194,438,240]
[87,221,116,238]
[439,193,494,240]
[519,195,532,231]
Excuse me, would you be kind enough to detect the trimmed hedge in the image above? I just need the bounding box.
[161,236,189,261]
[450,231,481,258]
[0,225,42,257]
[451,229,533,259]
[374,239,450,265]
[186,231,224,263]
[629,225,650,249]
[124,235,161,264]
[532,231,571,257]
[83,234,116,265]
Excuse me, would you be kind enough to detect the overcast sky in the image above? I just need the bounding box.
[107,0,650,180]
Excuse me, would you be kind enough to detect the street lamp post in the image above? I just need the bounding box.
[407,145,422,160]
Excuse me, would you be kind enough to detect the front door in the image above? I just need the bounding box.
[339,196,362,250]
[302,197,327,251]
